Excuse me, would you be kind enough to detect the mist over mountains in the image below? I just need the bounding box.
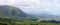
[0,5,60,21]
[27,13,60,21]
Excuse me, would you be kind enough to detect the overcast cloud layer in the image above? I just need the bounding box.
[0,0,60,15]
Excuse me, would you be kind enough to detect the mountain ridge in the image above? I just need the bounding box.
[0,5,27,20]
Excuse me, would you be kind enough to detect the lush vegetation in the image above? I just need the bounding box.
[0,17,58,25]
[0,18,60,25]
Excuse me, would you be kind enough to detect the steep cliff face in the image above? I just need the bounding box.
[0,5,27,20]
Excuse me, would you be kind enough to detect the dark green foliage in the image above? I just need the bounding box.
[0,17,15,25]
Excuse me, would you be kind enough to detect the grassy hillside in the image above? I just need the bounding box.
[0,5,27,20]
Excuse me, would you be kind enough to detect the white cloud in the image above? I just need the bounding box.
[0,0,60,15]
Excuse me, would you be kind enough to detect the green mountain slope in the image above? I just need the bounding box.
[0,5,27,20]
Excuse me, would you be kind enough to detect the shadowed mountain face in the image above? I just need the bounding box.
[0,5,27,20]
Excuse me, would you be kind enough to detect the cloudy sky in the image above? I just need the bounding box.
[0,0,60,15]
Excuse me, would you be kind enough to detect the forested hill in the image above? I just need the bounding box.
[0,5,27,20]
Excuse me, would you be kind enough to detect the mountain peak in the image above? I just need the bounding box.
[0,5,27,20]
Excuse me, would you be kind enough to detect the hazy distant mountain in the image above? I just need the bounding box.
[0,5,27,20]
[28,13,60,21]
